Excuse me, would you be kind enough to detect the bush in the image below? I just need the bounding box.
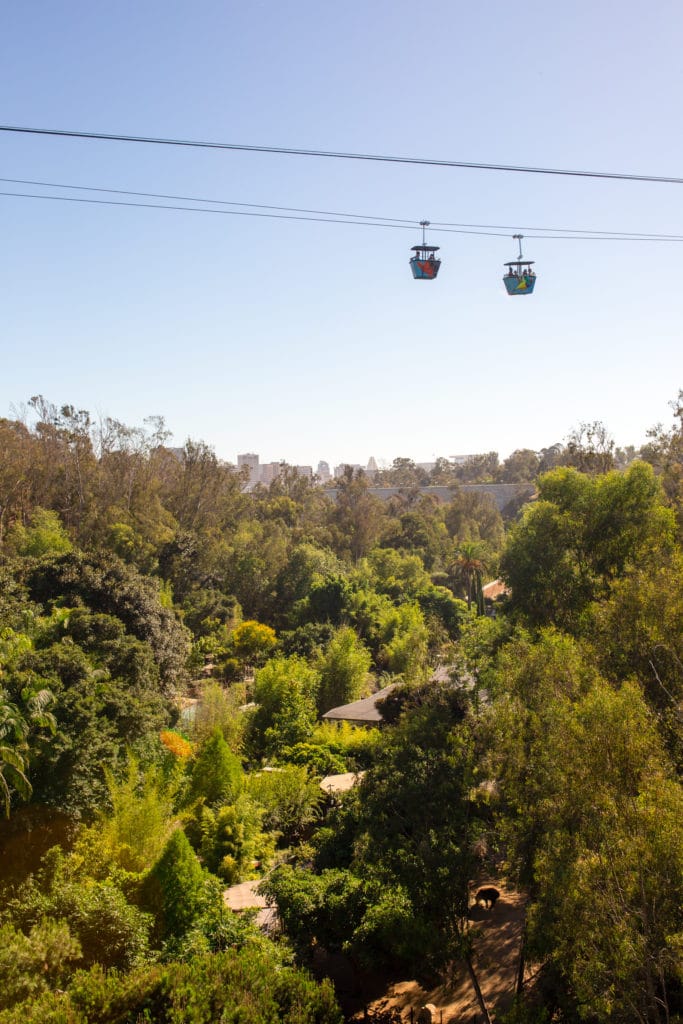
[247,765,323,842]
[188,728,243,806]
[140,829,208,943]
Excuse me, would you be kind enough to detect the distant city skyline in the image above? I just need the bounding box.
[2,4,680,488]
[235,451,485,485]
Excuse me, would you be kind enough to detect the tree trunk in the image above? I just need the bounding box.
[515,924,526,998]
[465,954,493,1024]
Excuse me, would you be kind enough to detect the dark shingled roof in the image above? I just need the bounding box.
[321,683,396,725]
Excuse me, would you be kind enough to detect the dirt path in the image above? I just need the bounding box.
[335,884,526,1022]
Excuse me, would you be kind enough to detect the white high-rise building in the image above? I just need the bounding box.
[237,453,260,489]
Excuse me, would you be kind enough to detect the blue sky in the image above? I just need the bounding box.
[1,1,681,467]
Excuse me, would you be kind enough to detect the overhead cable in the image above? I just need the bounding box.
[2,123,683,186]
[2,177,683,241]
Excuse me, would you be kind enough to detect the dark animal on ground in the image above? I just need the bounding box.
[475,886,500,909]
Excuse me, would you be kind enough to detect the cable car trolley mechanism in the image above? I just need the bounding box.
[410,220,441,280]
[503,234,537,295]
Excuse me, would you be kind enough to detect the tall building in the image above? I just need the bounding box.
[260,462,283,485]
[316,461,331,484]
[237,453,260,489]
[334,463,362,478]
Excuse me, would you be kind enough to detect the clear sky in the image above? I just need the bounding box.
[1,1,681,468]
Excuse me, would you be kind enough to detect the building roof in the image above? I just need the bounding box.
[321,683,396,725]
[482,579,509,601]
[319,771,366,794]
[223,880,278,931]
[223,880,267,911]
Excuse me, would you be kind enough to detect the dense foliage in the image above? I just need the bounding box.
[0,395,681,1023]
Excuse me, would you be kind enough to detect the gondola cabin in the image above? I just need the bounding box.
[410,245,441,279]
[503,234,536,295]
[503,261,536,294]
[410,220,441,279]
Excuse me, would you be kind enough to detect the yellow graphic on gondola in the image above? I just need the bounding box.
[515,275,529,291]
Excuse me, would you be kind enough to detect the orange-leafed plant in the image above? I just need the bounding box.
[160,730,193,759]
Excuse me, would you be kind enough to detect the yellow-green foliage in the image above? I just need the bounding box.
[316,625,371,714]
[77,756,177,876]
[377,602,429,679]
[5,509,73,558]
[310,720,382,766]
[247,764,323,841]
[196,794,274,883]
[190,680,246,751]
[229,620,277,665]
[0,949,343,1024]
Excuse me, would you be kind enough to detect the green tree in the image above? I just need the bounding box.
[501,463,676,630]
[4,847,152,972]
[260,864,365,957]
[11,948,343,1024]
[584,553,683,764]
[5,508,73,558]
[141,828,208,942]
[249,657,319,758]
[330,468,385,561]
[0,686,55,818]
[88,755,177,874]
[453,452,500,483]
[273,543,343,626]
[377,602,429,679]
[188,729,243,806]
[317,626,371,714]
[248,764,323,842]
[25,550,191,692]
[190,679,246,752]
[499,448,540,483]
[640,389,683,530]
[20,631,168,815]
[0,697,31,817]
[528,683,681,1023]
[194,794,272,882]
[485,625,683,1022]
[563,419,615,474]
[378,457,430,488]
[0,919,81,1011]
[229,619,277,667]
[444,491,504,549]
[296,680,480,972]
[450,540,489,612]
[367,548,431,599]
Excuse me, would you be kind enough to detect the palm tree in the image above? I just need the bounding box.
[0,693,31,817]
[451,541,488,612]
[0,686,56,817]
